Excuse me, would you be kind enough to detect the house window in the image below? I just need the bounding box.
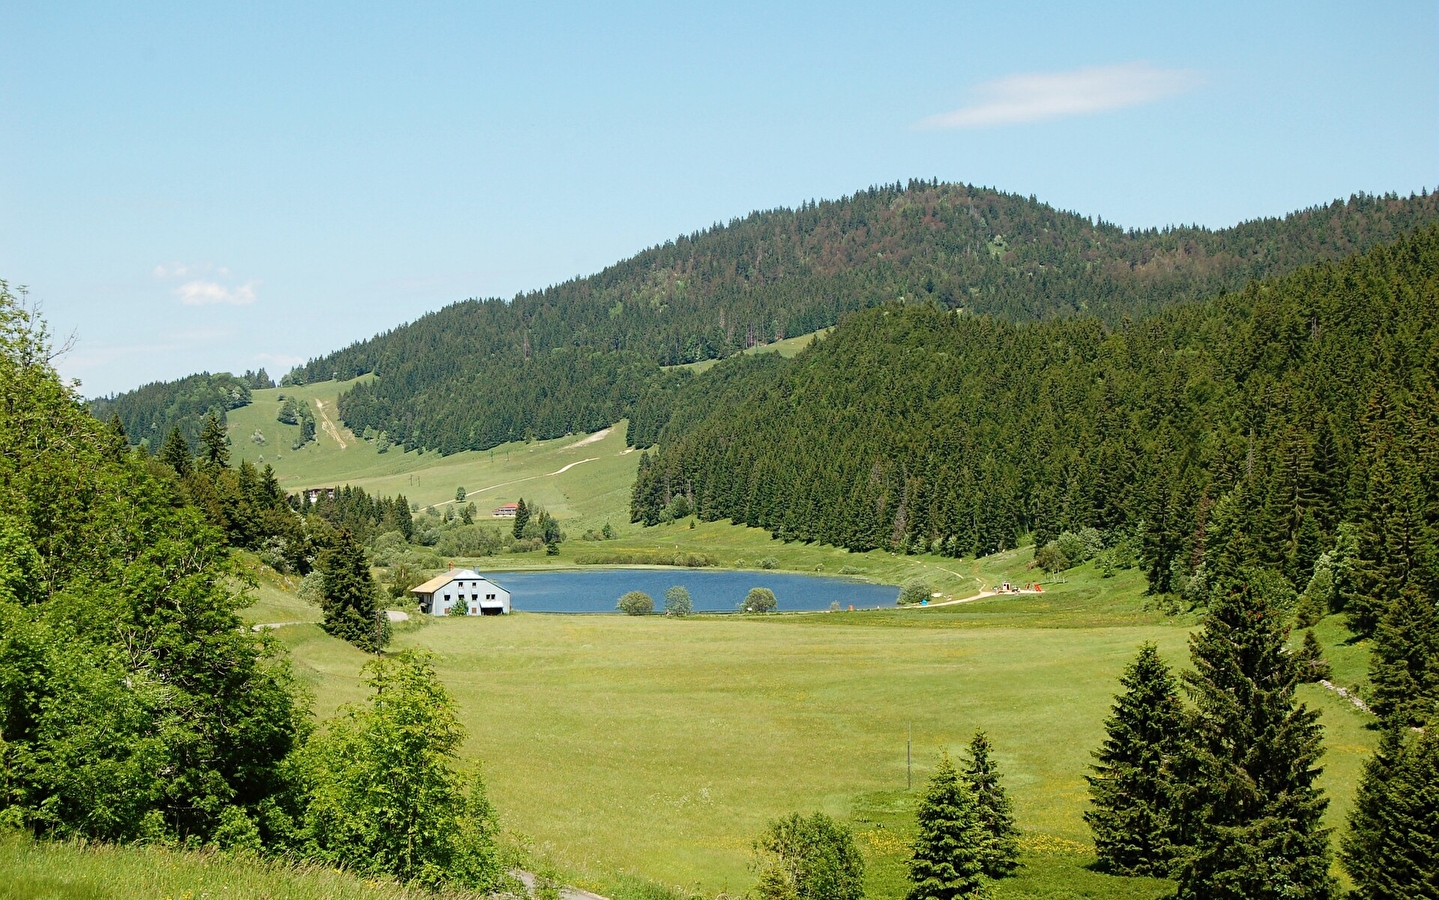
[487,593,496,600]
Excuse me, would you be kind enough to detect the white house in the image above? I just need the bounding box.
[411,568,512,616]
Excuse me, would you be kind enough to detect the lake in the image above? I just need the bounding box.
[484,568,901,614]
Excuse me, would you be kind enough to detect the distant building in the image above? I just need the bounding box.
[411,568,512,616]
[492,503,520,518]
[295,487,336,503]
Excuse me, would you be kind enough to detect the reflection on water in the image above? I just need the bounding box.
[481,568,901,613]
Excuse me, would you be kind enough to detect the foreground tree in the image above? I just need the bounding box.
[908,753,989,900]
[1085,642,1184,876]
[318,529,389,651]
[744,587,778,613]
[962,732,1020,878]
[292,651,502,889]
[0,286,305,844]
[751,812,864,900]
[512,497,530,538]
[1341,723,1439,899]
[1171,578,1335,900]
[1368,584,1439,727]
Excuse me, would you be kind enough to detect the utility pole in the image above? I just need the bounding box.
[907,722,912,791]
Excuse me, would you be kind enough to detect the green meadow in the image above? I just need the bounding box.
[249,556,1374,900]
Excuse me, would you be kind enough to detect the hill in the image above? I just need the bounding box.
[293,184,1439,455]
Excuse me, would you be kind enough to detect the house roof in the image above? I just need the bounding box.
[494,503,519,510]
[411,568,482,595]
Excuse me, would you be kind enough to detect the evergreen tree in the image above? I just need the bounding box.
[1294,629,1332,684]
[908,752,989,900]
[159,424,192,475]
[199,410,230,469]
[1084,643,1184,876]
[1368,584,1439,727]
[1341,724,1439,900]
[1171,579,1335,900]
[962,731,1020,878]
[318,529,389,652]
[512,498,530,539]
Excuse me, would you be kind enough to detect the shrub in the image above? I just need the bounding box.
[617,591,654,616]
[1034,542,1069,574]
[575,550,717,567]
[743,587,777,613]
[751,812,864,900]
[760,556,779,570]
[898,578,932,605]
[664,585,692,618]
[838,565,865,575]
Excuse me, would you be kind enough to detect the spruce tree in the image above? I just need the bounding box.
[318,529,389,652]
[1368,584,1439,727]
[512,497,530,538]
[1172,578,1335,900]
[199,411,230,469]
[1294,629,1332,684]
[1085,642,1184,876]
[908,753,988,900]
[159,424,192,475]
[962,731,1020,878]
[1341,723,1439,900]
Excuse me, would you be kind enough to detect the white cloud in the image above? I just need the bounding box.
[152,262,191,279]
[918,62,1200,130]
[176,279,258,306]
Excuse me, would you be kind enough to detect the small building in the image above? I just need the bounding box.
[492,503,520,518]
[292,487,337,503]
[411,568,512,616]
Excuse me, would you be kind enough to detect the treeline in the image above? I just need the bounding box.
[276,183,1438,455]
[91,368,273,451]
[0,290,506,890]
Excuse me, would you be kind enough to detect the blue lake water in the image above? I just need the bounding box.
[484,568,901,614]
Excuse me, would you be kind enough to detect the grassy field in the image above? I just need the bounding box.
[0,830,491,900]
[665,327,831,374]
[265,559,1374,900]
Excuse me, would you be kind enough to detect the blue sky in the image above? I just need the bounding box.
[2,2,1435,396]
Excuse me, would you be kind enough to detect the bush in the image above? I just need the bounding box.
[898,578,932,605]
[617,591,654,616]
[664,585,692,618]
[575,550,718,567]
[743,587,777,613]
[1034,542,1070,574]
[838,565,866,575]
[751,812,864,900]
[760,556,779,570]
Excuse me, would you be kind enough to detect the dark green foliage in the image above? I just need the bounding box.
[908,753,989,900]
[0,284,306,845]
[159,424,192,474]
[290,651,502,890]
[317,530,389,652]
[1341,724,1439,900]
[744,587,778,613]
[1294,629,1332,684]
[751,811,864,900]
[513,497,530,539]
[1170,579,1334,900]
[199,411,230,469]
[90,371,252,452]
[634,229,1439,603]
[1368,584,1439,727]
[274,185,1439,456]
[962,732,1019,878]
[1085,643,1184,876]
[616,591,654,616]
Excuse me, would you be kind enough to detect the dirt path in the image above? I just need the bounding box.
[901,589,998,609]
[513,870,610,900]
[434,458,601,507]
[1320,679,1372,714]
[565,427,612,449]
[313,399,348,450]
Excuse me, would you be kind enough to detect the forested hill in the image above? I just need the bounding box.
[633,226,1439,619]
[90,368,274,451]
[296,183,1437,455]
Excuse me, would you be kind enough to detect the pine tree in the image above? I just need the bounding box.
[1171,578,1335,900]
[159,425,192,475]
[962,731,1020,878]
[512,498,530,539]
[1368,584,1439,727]
[199,411,230,469]
[318,529,389,652]
[1294,629,1332,684]
[1340,727,1405,899]
[1085,643,1184,876]
[908,753,989,900]
[1342,722,1439,900]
